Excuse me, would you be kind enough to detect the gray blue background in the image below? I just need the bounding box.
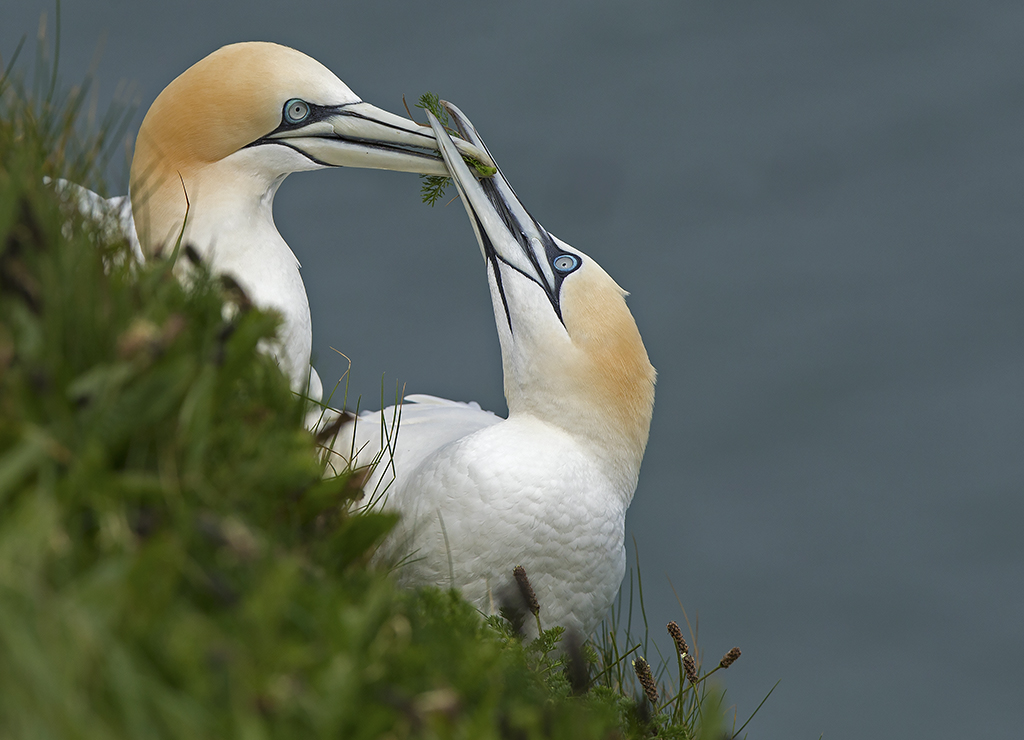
[3,2,1022,737]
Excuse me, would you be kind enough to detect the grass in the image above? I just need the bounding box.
[412,93,454,207]
[0,31,768,739]
[587,557,774,739]
[410,92,497,207]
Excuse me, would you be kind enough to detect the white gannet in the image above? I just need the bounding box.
[334,104,656,637]
[61,42,493,401]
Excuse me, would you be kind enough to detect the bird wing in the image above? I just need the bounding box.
[51,179,144,263]
[324,394,502,502]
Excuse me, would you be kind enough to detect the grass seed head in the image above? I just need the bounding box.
[682,653,698,685]
[512,565,540,617]
[632,657,659,706]
[719,647,742,669]
[667,620,689,656]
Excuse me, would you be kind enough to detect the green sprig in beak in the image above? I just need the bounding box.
[416,92,496,205]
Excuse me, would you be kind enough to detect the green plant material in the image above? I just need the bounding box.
[0,30,765,738]
[415,92,496,207]
[416,92,454,206]
[0,41,626,740]
[415,91,448,126]
[419,173,450,207]
[585,560,780,739]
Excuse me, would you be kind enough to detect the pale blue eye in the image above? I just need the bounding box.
[285,99,310,123]
[553,254,578,272]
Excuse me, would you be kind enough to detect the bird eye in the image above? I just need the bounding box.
[284,99,310,123]
[553,254,579,273]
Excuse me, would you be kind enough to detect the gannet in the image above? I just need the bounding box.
[334,104,656,637]
[62,42,493,401]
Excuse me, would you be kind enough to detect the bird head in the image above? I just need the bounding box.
[428,104,656,486]
[129,42,493,255]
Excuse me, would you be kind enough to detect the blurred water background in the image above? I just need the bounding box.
[3,2,1021,737]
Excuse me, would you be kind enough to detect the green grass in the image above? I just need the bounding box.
[413,92,497,207]
[0,36,764,739]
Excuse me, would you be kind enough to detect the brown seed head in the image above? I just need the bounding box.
[666,621,689,656]
[513,565,540,617]
[719,647,741,669]
[632,657,659,706]
[682,653,698,685]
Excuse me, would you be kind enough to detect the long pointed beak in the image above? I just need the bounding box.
[264,101,494,176]
[426,104,565,303]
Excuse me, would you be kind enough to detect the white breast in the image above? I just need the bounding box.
[354,402,628,637]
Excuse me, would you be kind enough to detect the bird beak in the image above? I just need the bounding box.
[261,100,495,176]
[426,103,564,305]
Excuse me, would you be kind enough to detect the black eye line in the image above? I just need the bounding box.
[262,100,360,137]
[473,212,514,333]
[481,177,576,295]
[278,101,436,143]
[475,175,580,328]
[244,101,354,150]
[531,231,578,294]
[472,208,570,330]
[247,99,451,158]
[281,100,329,128]
[490,238,567,326]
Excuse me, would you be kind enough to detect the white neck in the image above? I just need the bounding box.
[507,378,648,504]
[146,148,315,391]
[490,257,656,503]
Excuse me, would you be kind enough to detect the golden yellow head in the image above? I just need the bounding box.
[132,42,351,178]
[129,43,343,250]
[128,42,493,255]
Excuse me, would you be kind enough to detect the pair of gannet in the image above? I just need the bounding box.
[334,105,656,638]
[66,41,655,636]
[66,42,492,401]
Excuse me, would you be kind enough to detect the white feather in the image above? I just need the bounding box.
[327,395,625,637]
[49,178,144,263]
